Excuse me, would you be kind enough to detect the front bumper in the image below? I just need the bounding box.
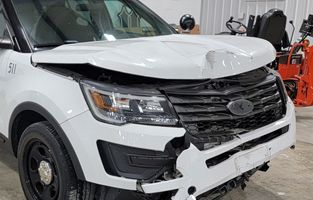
[61,99,296,199]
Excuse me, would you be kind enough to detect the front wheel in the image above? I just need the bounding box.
[17,121,172,200]
[17,122,99,200]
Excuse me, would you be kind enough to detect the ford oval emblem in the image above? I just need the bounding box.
[227,99,254,116]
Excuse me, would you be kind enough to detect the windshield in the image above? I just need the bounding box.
[11,0,175,47]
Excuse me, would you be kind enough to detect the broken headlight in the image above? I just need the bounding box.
[81,80,179,126]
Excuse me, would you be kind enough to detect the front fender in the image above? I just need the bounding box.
[8,101,86,180]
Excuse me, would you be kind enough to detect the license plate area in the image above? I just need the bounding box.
[235,146,270,174]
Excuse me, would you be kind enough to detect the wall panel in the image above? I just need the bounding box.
[139,0,202,24]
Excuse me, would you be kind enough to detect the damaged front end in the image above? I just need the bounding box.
[37,63,291,200]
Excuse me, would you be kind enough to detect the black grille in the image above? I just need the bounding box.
[163,68,286,150]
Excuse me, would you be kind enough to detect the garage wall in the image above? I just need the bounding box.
[139,0,202,25]
[200,0,313,41]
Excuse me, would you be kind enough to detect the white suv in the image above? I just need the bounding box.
[0,0,296,200]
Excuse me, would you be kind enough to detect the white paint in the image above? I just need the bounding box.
[139,0,202,24]
[200,0,313,42]
[32,34,276,80]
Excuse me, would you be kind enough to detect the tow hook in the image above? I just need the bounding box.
[186,195,196,200]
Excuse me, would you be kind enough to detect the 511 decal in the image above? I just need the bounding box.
[8,62,17,74]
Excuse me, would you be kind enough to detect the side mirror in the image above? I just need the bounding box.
[180,14,196,31]
[0,38,14,49]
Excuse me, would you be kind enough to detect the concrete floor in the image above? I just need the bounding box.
[0,108,313,200]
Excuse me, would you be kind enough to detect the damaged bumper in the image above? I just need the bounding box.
[61,99,295,199]
[141,100,296,199]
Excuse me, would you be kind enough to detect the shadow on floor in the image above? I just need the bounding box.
[221,182,285,200]
[0,145,18,172]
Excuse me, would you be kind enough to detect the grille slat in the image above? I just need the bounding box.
[172,90,281,115]
[179,101,283,123]
[167,82,278,104]
[174,105,228,114]
[164,68,285,150]
[165,76,277,97]
[168,96,228,104]
[253,92,281,106]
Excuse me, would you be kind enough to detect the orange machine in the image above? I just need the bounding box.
[278,40,313,106]
[277,15,313,106]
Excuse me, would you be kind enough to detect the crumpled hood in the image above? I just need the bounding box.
[31,34,276,80]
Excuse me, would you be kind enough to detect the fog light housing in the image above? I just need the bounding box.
[97,141,177,181]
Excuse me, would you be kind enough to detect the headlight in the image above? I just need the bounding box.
[81,80,179,126]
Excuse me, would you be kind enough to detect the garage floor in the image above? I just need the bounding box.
[0,108,313,200]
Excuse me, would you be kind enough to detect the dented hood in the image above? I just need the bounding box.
[31,35,276,80]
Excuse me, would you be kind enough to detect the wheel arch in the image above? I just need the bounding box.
[9,102,86,180]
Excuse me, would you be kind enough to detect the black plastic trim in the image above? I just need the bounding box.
[164,67,286,150]
[97,141,177,182]
[276,76,288,114]
[9,102,85,180]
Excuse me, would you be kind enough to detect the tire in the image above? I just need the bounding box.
[17,121,172,200]
[17,121,97,200]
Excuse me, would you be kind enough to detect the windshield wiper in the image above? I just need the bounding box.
[34,40,79,48]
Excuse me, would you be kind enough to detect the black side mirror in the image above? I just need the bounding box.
[0,38,14,49]
[180,14,196,31]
